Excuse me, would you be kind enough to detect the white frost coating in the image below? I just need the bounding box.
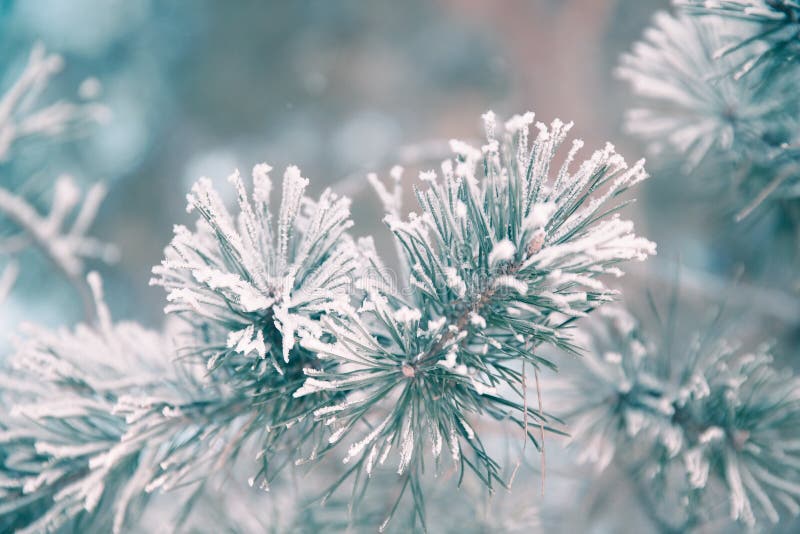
[430,425,443,459]
[493,276,528,295]
[368,170,403,217]
[482,139,499,155]
[661,425,684,458]
[684,448,710,489]
[458,416,475,440]
[293,377,338,397]
[449,139,481,161]
[345,415,393,464]
[469,312,487,329]
[523,202,556,231]
[547,269,605,291]
[278,166,309,271]
[328,426,348,445]
[470,378,497,396]
[699,426,725,444]
[427,316,447,333]
[390,165,404,181]
[364,443,380,477]
[726,451,756,526]
[394,306,422,324]
[313,392,365,417]
[0,175,117,284]
[583,437,616,472]
[625,410,646,437]
[443,266,467,298]
[419,170,437,182]
[482,110,497,139]
[438,347,458,369]
[504,111,535,134]
[599,306,638,336]
[273,304,297,363]
[679,373,711,404]
[488,239,516,266]
[449,423,460,461]
[226,325,266,359]
[252,162,273,203]
[397,416,415,474]
[192,267,272,312]
[455,200,467,218]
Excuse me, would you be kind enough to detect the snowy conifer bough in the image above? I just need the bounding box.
[618,8,800,219]
[564,298,800,530]
[677,0,800,75]
[2,110,654,532]
[151,163,360,479]
[0,275,254,533]
[0,43,108,162]
[292,111,655,529]
[0,43,113,313]
[617,12,795,170]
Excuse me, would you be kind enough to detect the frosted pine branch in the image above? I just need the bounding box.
[151,163,361,480]
[291,110,655,529]
[617,10,800,217]
[0,43,113,309]
[676,0,800,76]
[617,12,779,169]
[0,43,109,161]
[0,176,118,311]
[562,298,800,529]
[0,274,263,533]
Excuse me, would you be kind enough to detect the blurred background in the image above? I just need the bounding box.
[2,0,680,330]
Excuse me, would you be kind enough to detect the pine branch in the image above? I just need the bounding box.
[0,274,266,533]
[618,9,800,218]
[0,43,108,162]
[561,291,800,528]
[676,0,800,77]
[0,43,113,311]
[0,176,117,317]
[151,163,361,481]
[291,110,655,529]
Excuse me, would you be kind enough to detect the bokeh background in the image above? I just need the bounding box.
[7,0,795,338]
[2,0,677,329]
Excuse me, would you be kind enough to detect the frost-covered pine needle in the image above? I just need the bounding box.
[617,9,800,215]
[292,110,655,529]
[0,44,113,308]
[676,0,800,76]
[0,274,257,533]
[562,296,800,529]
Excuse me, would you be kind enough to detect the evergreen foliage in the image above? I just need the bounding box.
[290,112,655,528]
[619,5,800,219]
[564,294,800,529]
[1,110,656,531]
[2,9,800,532]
